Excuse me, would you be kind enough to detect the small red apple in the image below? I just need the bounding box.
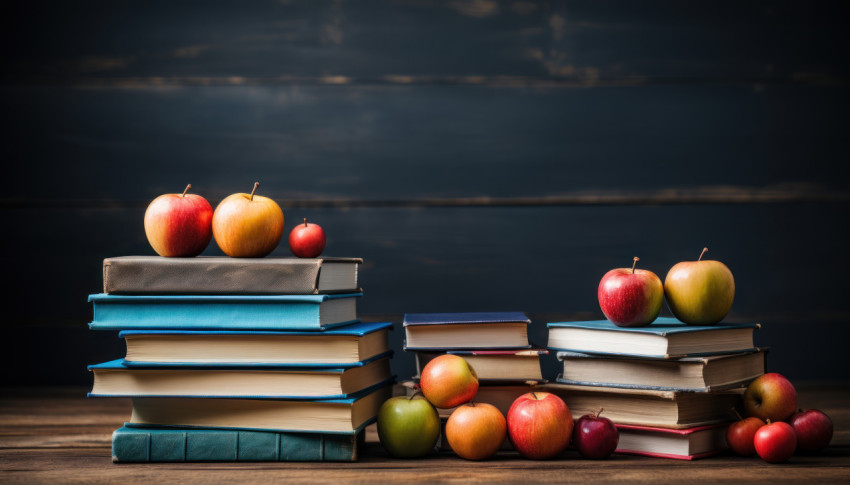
[445,402,507,460]
[744,373,797,422]
[289,218,326,258]
[754,420,797,463]
[212,182,284,258]
[788,409,833,453]
[598,257,664,327]
[144,184,213,257]
[419,354,478,409]
[726,409,765,456]
[572,407,619,459]
[507,392,573,459]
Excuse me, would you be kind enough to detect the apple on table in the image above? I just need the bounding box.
[212,182,284,258]
[726,409,765,456]
[754,420,797,463]
[507,392,574,460]
[572,408,619,459]
[598,257,663,327]
[788,409,833,453]
[445,402,506,461]
[664,247,735,325]
[377,393,441,458]
[144,184,213,257]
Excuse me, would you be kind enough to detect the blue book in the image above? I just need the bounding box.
[88,293,362,331]
[88,356,394,399]
[112,424,366,462]
[403,311,531,350]
[119,321,392,366]
[547,317,760,358]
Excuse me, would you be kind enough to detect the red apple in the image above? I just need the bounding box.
[289,218,326,258]
[143,184,213,257]
[445,402,507,460]
[419,354,478,409]
[664,247,735,325]
[572,407,619,459]
[212,182,284,258]
[726,410,765,456]
[754,420,796,463]
[598,257,664,327]
[788,409,833,453]
[744,373,797,422]
[506,392,573,459]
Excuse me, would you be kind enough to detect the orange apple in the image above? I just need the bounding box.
[212,182,284,258]
[445,402,506,460]
[143,184,213,257]
[419,354,478,409]
[664,247,735,325]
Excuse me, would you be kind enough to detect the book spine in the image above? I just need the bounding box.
[112,427,359,462]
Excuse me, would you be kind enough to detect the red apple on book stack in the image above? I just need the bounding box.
[598,257,664,327]
[445,402,506,460]
[743,373,797,422]
[726,410,765,456]
[289,218,326,258]
[788,409,833,453]
[507,392,574,459]
[572,408,619,459]
[377,394,441,458]
[144,184,214,257]
[664,247,735,325]
[754,420,796,463]
[212,182,284,258]
[419,354,479,408]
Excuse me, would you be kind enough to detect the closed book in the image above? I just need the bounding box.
[403,312,531,350]
[103,256,362,295]
[547,317,760,358]
[615,423,729,460]
[88,356,393,399]
[88,293,361,331]
[112,424,365,462]
[120,321,391,366]
[128,383,393,433]
[415,349,547,382]
[542,383,742,429]
[557,350,766,391]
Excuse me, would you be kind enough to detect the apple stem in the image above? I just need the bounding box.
[698,247,708,261]
[531,392,538,400]
[181,184,191,198]
[766,419,772,425]
[408,390,421,401]
[595,408,604,419]
[250,182,259,201]
[303,218,308,227]
[732,408,744,421]
[631,257,639,274]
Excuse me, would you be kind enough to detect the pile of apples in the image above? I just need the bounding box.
[143,183,326,258]
[377,355,619,460]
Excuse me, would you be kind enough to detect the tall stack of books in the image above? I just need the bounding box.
[543,317,766,460]
[87,256,394,462]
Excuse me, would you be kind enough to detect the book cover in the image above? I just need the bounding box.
[615,423,729,460]
[403,312,531,350]
[112,424,365,462]
[88,293,361,331]
[103,256,362,295]
[403,312,531,326]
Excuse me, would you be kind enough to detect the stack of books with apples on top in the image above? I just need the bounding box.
[86,255,394,462]
[543,253,765,460]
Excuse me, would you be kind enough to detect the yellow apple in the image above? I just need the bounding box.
[664,247,735,325]
[212,182,284,258]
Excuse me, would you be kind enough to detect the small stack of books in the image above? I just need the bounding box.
[544,317,765,460]
[87,256,394,462]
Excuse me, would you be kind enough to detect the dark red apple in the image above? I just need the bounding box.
[288,218,326,258]
[506,392,573,460]
[144,184,213,257]
[744,373,797,422]
[598,257,664,327]
[754,420,796,463]
[788,409,833,453]
[572,408,619,459]
[726,410,765,456]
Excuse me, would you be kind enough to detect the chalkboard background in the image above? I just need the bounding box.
[2,1,848,385]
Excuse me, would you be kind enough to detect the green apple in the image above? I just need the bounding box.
[664,247,735,325]
[377,394,440,458]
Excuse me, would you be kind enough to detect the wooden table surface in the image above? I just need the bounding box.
[2,384,848,484]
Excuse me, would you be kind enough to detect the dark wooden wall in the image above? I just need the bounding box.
[2,1,849,385]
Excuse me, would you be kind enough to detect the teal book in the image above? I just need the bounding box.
[547,317,760,358]
[112,424,365,462]
[88,293,361,331]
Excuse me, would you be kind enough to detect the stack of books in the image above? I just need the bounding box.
[87,256,394,462]
[544,317,766,460]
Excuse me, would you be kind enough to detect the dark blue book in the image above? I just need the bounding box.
[119,321,392,366]
[403,311,531,350]
[547,317,760,358]
[112,424,366,462]
[88,293,362,331]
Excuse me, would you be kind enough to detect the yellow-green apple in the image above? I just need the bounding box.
[212,182,284,258]
[664,247,735,324]
[744,373,797,422]
[598,257,663,327]
[143,184,213,257]
[727,410,765,456]
[788,409,833,453]
[289,218,326,258]
[754,420,796,463]
[445,402,506,460]
[377,394,440,458]
[507,392,574,459]
[572,408,619,459]
[419,354,478,409]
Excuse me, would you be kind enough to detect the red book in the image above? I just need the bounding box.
[615,423,729,460]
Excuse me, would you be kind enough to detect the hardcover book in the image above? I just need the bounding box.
[120,321,391,365]
[414,349,547,382]
[103,256,362,295]
[403,312,531,350]
[615,423,729,460]
[88,293,361,331]
[547,317,760,358]
[112,424,365,462]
